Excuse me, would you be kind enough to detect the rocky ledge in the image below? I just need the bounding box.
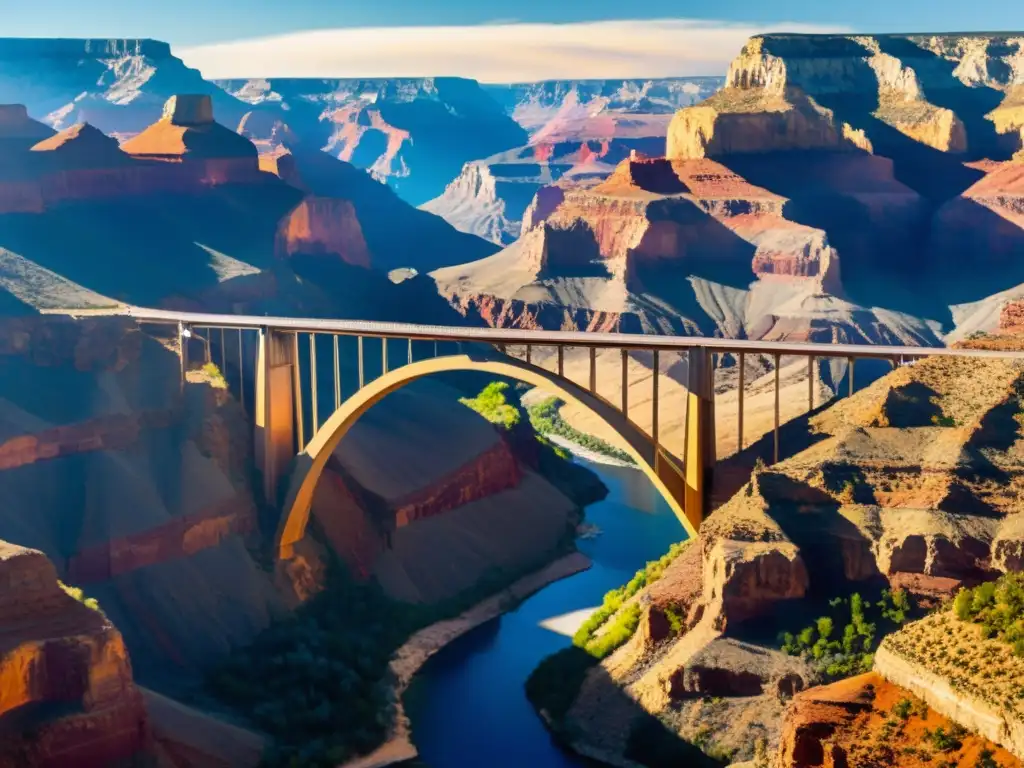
[0,542,148,767]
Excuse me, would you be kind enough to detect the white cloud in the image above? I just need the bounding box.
[178,19,849,83]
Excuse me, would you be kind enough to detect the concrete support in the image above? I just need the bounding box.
[684,347,716,530]
[255,328,298,506]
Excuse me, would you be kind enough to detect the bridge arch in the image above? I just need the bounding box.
[275,352,701,560]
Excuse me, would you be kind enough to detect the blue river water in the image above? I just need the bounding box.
[405,459,686,768]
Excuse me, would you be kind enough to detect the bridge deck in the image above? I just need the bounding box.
[119,307,1024,361]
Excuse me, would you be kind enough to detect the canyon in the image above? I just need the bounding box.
[423,77,724,245]
[219,77,529,206]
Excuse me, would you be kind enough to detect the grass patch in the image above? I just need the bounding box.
[527,396,634,464]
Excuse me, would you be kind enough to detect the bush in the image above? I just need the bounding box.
[892,698,913,720]
[459,381,522,430]
[59,581,102,614]
[524,647,597,723]
[953,573,1024,650]
[779,589,915,682]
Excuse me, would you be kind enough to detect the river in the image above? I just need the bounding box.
[405,459,686,767]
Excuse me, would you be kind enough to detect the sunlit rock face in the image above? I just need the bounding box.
[220,77,529,205]
[0,542,148,768]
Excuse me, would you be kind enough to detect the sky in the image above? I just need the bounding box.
[0,0,1022,81]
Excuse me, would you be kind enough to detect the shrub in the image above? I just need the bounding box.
[778,589,914,682]
[953,574,1024,649]
[892,698,913,720]
[459,381,522,430]
[59,581,102,613]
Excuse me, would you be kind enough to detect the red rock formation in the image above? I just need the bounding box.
[121,95,262,186]
[0,543,147,768]
[274,197,372,268]
[777,672,1021,768]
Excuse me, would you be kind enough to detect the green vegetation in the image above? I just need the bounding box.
[527,396,634,464]
[200,361,228,388]
[458,381,522,430]
[779,589,914,681]
[953,573,1024,654]
[925,724,968,752]
[572,541,690,659]
[892,697,913,720]
[59,581,102,613]
[210,555,564,767]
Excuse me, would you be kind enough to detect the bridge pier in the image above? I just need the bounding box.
[255,328,298,505]
[684,347,716,523]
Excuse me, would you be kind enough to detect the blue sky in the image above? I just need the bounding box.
[1,0,1021,46]
[1,1,1022,80]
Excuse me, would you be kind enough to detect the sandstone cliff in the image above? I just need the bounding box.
[0,542,148,767]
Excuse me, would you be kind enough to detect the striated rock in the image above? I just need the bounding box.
[222,77,528,205]
[0,38,247,135]
[669,33,1024,165]
[424,78,724,245]
[0,542,147,768]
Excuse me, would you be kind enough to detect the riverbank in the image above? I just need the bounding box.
[547,435,635,469]
[342,551,593,768]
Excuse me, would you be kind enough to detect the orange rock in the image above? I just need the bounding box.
[0,542,147,767]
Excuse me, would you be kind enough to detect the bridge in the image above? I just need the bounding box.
[119,307,1024,561]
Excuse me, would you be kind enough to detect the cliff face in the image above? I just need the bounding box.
[0,542,147,767]
[0,38,247,136]
[437,33,1024,373]
[668,34,1024,165]
[777,672,1020,768]
[0,316,283,686]
[552,354,1024,763]
[308,379,585,604]
[220,77,528,206]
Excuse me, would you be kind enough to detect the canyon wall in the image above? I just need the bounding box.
[0,542,148,767]
[221,77,528,205]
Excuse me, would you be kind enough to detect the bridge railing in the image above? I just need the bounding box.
[121,307,1024,530]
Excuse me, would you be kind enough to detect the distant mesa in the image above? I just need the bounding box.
[0,103,56,150]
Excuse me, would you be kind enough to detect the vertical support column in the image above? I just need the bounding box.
[683,347,716,532]
[808,355,815,411]
[651,350,660,472]
[255,328,298,506]
[621,349,629,416]
[773,353,781,464]
[589,347,597,394]
[177,321,188,390]
[737,352,745,454]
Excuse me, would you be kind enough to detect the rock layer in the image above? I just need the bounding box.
[0,542,147,767]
